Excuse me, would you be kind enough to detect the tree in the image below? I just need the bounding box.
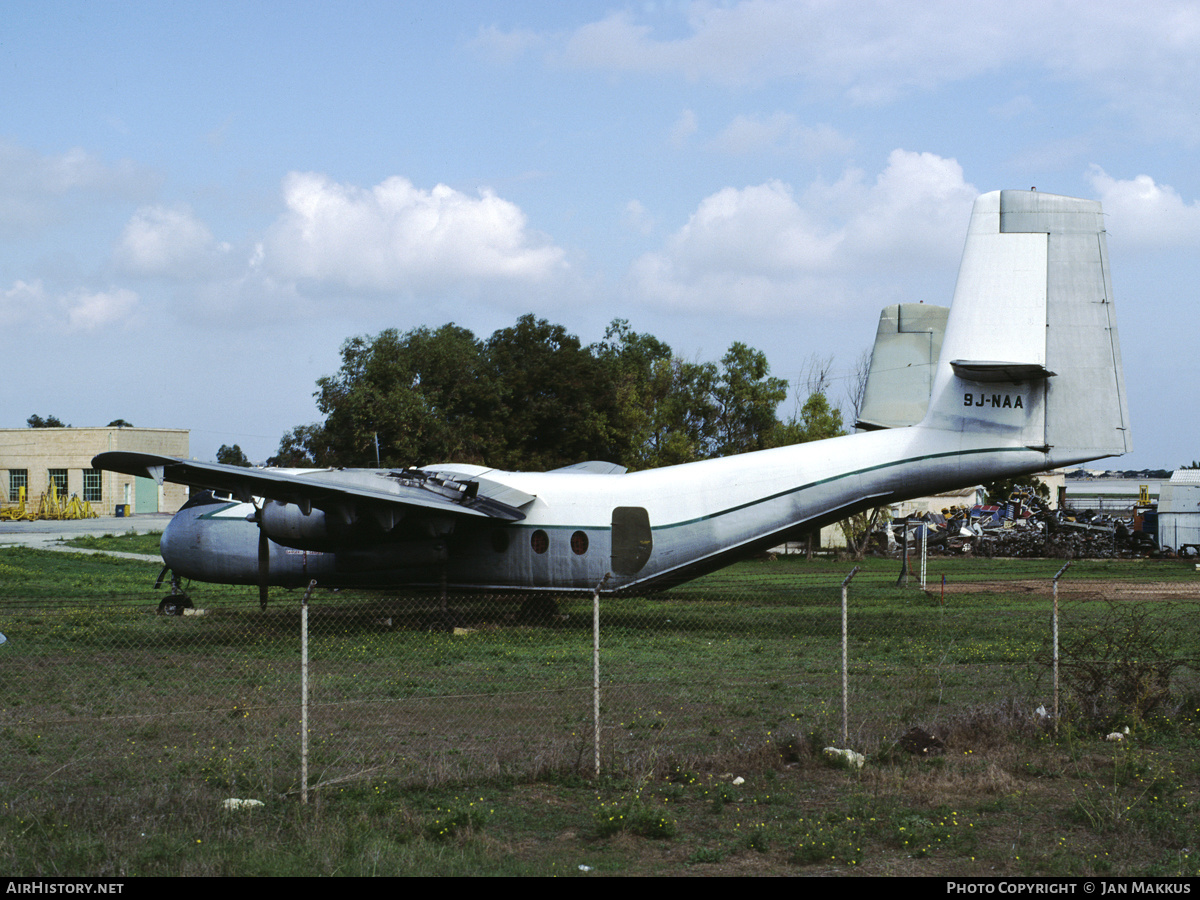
[268,424,333,467]
[484,315,621,471]
[315,324,498,468]
[216,444,252,467]
[293,315,811,474]
[27,414,67,428]
[106,419,133,428]
[711,342,790,456]
[595,320,717,469]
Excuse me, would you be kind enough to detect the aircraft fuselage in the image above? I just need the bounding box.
[160,424,1066,595]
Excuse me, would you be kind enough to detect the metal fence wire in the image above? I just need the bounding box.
[2,558,1199,799]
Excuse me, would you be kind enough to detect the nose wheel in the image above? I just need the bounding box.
[155,567,193,616]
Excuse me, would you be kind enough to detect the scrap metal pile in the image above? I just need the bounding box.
[878,489,1159,560]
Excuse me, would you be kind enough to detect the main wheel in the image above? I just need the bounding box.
[158,594,194,616]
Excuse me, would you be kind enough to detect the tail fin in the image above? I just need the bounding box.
[923,190,1131,466]
[855,303,949,431]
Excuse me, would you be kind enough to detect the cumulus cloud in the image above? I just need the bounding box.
[1087,167,1200,248]
[2,279,138,331]
[261,172,566,293]
[115,205,230,278]
[628,149,977,315]
[66,288,138,330]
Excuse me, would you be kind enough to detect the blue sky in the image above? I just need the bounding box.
[3,1,1198,469]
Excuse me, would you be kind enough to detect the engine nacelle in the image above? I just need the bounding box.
[259,500,340,550]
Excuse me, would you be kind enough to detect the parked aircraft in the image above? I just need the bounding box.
[95,190,1130,612]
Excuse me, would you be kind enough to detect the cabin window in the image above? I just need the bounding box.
[491,529,510,553]
[530,529,549,554]
[570,531,589,555]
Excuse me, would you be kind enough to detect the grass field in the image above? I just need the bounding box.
[2,540,1199,876]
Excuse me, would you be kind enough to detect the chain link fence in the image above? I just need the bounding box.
[3,555,1199,800]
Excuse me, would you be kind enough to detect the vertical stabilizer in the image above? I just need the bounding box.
[856,303,948,431]
[923,190,1130,466]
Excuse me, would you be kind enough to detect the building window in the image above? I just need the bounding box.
[48,469,68,498]
[83,469,102,503]
[9,469,27,502]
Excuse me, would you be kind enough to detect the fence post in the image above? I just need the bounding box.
[592,588,601,779]
[920,527,928,590]
[300,579,316,805]
[1052,562,1071,734]
[841,566,860,747]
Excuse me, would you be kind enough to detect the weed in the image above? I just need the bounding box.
[686,846,724,864]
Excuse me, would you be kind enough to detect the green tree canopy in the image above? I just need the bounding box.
[280,315,837,473]
[216,444,252,467]
[27,414,67,428]
[267,424,333,468]
[315,324,498,468]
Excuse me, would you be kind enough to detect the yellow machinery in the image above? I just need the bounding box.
[0,485,97,521]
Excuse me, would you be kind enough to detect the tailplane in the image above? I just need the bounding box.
[922,190,1130,466]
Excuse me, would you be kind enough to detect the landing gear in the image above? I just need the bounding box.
[158,593,193,616]
[156,569,193,616]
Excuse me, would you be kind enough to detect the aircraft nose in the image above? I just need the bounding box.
[159,505,195,572]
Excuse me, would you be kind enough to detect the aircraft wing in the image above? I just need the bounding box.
[91,451,528,522]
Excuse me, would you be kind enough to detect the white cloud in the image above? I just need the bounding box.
[710,114,853,158]
[628,149,976,315]
[541,1,1200,139]
[261,172,566,293]
[556,1,1012,90]
[470,24,546,64]
[1,280,49,327]
[629,179,843,314]
[66,288,138,330]
[1087,167,1200,248]
[115,205,230,278]
[2,279,138,331]
[0,140,155,234]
